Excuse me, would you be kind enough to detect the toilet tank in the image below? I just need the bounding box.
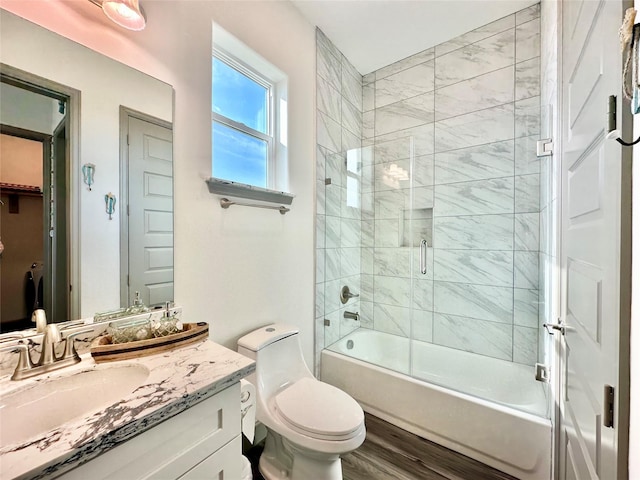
[238,324,313,400]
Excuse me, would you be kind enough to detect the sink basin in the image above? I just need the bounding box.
[0,364,150,447]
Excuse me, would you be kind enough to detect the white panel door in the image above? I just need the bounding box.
[127,117,173,307]
[560,1,625,479]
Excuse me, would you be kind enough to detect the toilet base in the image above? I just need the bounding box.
[259,430,344,480]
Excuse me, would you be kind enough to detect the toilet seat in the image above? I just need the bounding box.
[274,377,364,441]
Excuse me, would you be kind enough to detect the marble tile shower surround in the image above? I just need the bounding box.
[315,4,541,368]
[315,28,364,367]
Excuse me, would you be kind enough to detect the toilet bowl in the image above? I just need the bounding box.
[238,324,366,480]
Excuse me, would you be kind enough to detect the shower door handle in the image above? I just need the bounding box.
[419,239,427,275]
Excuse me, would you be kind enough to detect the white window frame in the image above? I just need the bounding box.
[212,49,276,187]
[211,22,289,196]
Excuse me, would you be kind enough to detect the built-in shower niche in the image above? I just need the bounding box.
[399,207,433,247]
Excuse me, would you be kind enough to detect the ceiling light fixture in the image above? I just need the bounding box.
[101,0,146,31]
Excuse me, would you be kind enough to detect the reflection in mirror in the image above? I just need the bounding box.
[0,10,174,332]
[0,77,70,331]
[119,108,174,308]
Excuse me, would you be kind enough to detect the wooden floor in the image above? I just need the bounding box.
[247,413,518,480]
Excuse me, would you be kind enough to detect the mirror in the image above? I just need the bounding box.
[0,10,174,332]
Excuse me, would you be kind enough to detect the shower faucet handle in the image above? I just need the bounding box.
[340,286,359,304]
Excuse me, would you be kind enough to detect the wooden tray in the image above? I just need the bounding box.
[90,322,209,363]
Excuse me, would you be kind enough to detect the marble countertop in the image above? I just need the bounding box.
[0,339,255,480]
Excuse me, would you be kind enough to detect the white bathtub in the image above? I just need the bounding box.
[322,328,552,480]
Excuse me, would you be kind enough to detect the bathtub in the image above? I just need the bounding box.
[321,328,552,480]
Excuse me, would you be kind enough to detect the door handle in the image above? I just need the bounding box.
[420,239,427,275]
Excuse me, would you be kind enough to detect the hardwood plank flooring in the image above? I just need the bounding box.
[247,413,519,480]
[342,413,518,480]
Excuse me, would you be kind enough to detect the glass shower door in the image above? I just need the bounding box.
[407,136,434,382]
[323,136,416,376]
[367,136,415,375]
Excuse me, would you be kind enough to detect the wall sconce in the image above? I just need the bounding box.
[82,163,95,191]
[96,0,146,31]
[105,192,117,220]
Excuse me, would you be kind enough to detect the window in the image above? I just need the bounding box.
[212,54,271,187]
[211,26,288,194]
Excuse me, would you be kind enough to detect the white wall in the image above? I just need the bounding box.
[0,1,316,364]
[0,82,62,135]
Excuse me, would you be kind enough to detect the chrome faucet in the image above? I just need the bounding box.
[343,311,360,322]
[1,321,92,381]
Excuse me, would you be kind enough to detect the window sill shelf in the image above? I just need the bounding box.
[206,177,294,205]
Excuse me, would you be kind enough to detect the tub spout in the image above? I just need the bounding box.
[344,311,360,321]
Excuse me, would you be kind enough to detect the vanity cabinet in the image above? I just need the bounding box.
[57,382,242,480]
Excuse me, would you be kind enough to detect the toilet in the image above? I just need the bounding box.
[237,324,366,480]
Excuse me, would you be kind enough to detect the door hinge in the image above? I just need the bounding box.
[126,134,130,146]
[603,384,615,428]
[536,138,553,157]
[535,363,550,383]
[127,274,130,287]
[543,321,565,335]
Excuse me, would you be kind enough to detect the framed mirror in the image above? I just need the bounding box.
[0,10,174,332]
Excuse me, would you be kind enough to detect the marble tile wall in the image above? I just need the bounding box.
[315,4,544,370]
[365,3,542,364]
[315,29,364,370]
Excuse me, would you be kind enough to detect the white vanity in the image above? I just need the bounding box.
[0,332,254,480]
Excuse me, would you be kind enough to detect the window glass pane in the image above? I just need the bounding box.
[212,121,267,187]
[212,57,268,134]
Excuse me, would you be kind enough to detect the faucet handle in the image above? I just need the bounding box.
[0,344,34,380]
[340,286,360,304]
[61,329,93,361]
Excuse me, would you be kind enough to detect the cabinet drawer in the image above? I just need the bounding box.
[57,383,240,480]
[179,435,241,480]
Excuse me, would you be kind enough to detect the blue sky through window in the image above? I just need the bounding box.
[212,56,270,186]
[212,122,267,187]
[212,57,267,133]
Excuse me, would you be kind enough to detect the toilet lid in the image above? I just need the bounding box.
[274,378,364,439]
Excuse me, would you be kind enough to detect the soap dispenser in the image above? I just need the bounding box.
[128,291,149,315]
[151,302,181,338]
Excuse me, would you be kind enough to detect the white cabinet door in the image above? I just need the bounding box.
[57,383,240,480]
[179,436,242,480]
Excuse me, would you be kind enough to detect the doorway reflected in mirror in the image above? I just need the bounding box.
[0,78,69,332]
